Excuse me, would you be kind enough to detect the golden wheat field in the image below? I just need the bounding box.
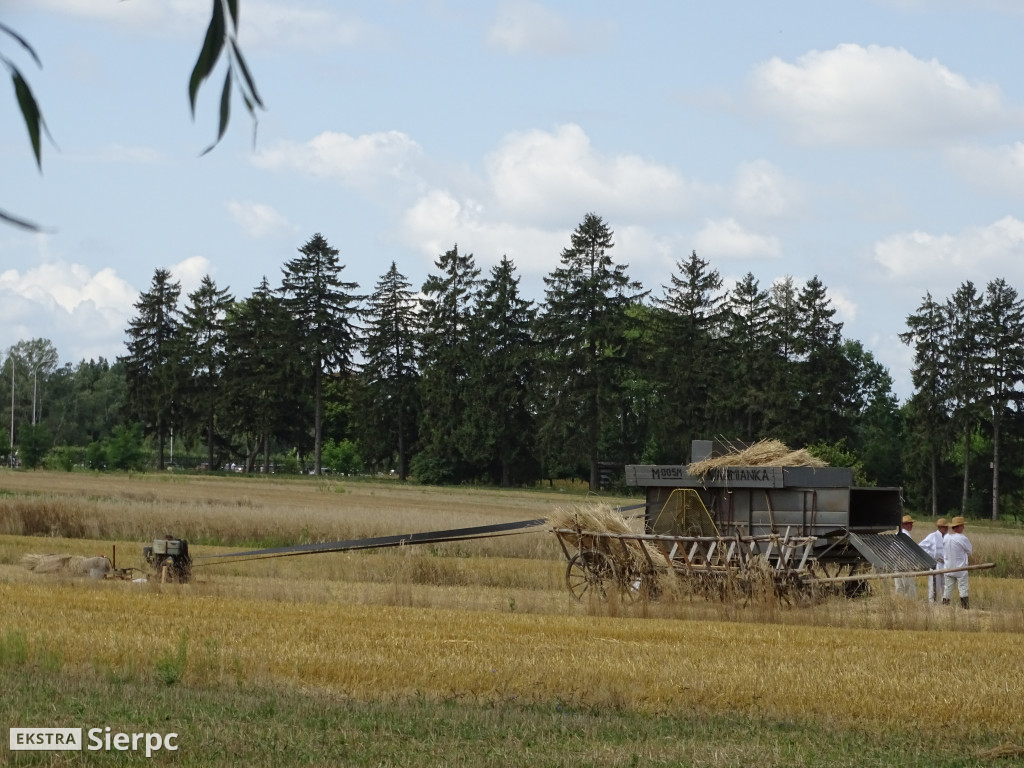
[3,469,1024,749]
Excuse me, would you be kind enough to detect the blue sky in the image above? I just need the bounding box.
[3,0,1024,402]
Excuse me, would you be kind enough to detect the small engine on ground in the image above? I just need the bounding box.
[143,536,191,582]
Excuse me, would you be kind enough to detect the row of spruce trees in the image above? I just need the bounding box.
[4,214,1024,519]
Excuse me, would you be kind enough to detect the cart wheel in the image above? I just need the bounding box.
[566,549,616,601]
[621,569,660,602]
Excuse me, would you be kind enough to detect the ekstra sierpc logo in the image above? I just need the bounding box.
[10,728,82,751]
[10,727,178,757]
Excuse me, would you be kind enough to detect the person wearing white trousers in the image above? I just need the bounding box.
[919,518,948,603]
[942,516,973,609]
[894,514,917,598]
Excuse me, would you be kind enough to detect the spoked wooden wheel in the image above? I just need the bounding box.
[566,549,617,601]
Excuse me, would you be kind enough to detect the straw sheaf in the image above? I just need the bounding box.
[549,503,659,575]
[688,438,827,478]
[21,553,110,577]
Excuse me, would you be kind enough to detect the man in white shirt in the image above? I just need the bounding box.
[919,518,948,603]
[894,514,917,598]
[942,516,973,609]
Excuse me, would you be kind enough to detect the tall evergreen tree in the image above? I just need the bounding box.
[179,275,233,469]
[649,250,727,460]
[121,268,182,470]
[415,244,482,483]
[225,277,305,472]
[763,276,802,443]
[843,340,903,486]
[945,281,985,515]
[723,273,773,438]
[900,291,953,516]
[355,262,421,481]
[537,213,647,491]
[794,275,855,445]
[281,233,362,475]
[979,278,1024,520]
[467,256,538,486]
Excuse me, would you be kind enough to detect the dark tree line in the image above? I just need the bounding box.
[8,215,1023,519]
[901,279,1024,521]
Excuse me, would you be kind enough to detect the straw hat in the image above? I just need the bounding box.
[901,514,915,524]
[936,518,949,528]
[951,516,966,528]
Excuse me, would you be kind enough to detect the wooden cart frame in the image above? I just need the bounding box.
[553,525,821,603]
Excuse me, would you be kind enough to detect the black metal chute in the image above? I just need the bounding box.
[192,517,549,566]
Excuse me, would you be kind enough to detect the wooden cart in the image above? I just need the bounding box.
[552,524,822,603]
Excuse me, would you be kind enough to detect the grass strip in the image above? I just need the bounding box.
[0,665,1013,768]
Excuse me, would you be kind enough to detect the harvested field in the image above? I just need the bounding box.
[2,470,1023,765]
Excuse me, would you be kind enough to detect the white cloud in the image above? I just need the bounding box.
[486,124,692,225]
[171,256,213,297]
[946,142,1024,198]
[872,216,1024,287]
[693,218,782,260]
[487,0,610,55]
[227,201,291,238]
[751,44,1020,146]
[0,257,137,364]
[828,287,858,325]
[253,130,424,192]
[398,189,565,275]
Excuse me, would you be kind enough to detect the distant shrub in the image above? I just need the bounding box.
[322,439,362,475]
[44,446,79,472]
[107,423,146,471]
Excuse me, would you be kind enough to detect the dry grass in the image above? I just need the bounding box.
[2,579,1023,739]
[688,438,826,478]
[0,470,576,560]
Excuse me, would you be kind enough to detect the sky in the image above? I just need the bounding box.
[3,0,1024,403]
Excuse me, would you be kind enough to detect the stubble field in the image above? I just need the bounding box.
[2,470,1024,767]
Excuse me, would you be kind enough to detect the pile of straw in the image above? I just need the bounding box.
[21,554,111,579]
[549,503,642,537]
[549,503,659,577]
[688,439,826,478]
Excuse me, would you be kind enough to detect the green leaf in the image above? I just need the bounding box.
[226,0,239,31]
[11,67,43,168]
[199,70,232,156]
[229,38,264,109]
[0,22,42,67]
[188,0,226,116]
[0,207,42,232]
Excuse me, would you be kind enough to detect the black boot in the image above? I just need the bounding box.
[941,598,950,605]
[961,596,970,610]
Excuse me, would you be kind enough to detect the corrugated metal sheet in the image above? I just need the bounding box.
[847,532,936,572]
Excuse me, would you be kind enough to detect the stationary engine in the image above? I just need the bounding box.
[143,536,191,582]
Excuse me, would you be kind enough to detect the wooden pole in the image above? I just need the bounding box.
[809,562,995,586]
